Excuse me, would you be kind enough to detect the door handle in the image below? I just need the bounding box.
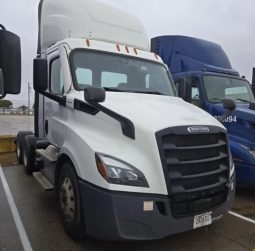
[45,120,48,135]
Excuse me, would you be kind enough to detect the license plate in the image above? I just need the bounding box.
[193,212,212,229]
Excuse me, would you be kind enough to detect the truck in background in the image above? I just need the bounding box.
[16,0,235,241]
[0,24,21,98]
[151,35,255,186]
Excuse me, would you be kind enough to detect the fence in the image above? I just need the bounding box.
[0,108,34,115]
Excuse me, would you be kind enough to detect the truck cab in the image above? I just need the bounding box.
[152,35,255,186]
[16,1,235,241]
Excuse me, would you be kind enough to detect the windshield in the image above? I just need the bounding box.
[70,50,176,96]
[203,75,255,103]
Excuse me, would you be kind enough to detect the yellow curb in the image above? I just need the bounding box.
[0,135,16,153]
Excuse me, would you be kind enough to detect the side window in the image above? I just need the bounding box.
[76,68,92,89]
[174,79,180,95]
[50,57,64,95]
[190,78,201,107]
[101,72,127,88]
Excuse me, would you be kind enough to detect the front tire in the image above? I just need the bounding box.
[57,162,85,240]
[22,135,38,175]
[16,131,33,164]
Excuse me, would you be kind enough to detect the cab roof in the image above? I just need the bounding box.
[38,0,149,55]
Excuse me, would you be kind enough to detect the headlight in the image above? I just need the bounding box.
[95,154,149,187]
[229,153,235,178]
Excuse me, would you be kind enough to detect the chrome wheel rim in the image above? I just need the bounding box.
[59,177,75,222]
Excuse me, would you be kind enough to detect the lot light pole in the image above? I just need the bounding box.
[28,82,31,115]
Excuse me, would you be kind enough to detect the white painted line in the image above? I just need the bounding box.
[0,167,33,251]
[229,211,255,224]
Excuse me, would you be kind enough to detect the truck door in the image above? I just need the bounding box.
[175,77,203,108]
[43,50,66,147]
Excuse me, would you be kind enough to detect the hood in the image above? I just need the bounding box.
[72,92,224,132]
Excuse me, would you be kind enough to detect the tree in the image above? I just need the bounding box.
[19,105,28,113]
[0,99,13,114]
[0,99,13,108]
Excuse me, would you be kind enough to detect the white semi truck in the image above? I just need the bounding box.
[16,0,235,241]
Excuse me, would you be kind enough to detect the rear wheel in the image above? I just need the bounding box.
[57,162,85,240]
[16,131,33,164]
[22,135,38,175]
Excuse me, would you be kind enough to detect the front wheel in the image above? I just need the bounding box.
[16,131,33,164]
[57,162,85,240]
[22,135,38,175]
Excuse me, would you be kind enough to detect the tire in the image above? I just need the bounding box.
[16,131,33,164]
[57,162,85,240]
[22,135,38,175]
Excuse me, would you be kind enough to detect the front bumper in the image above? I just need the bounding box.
[79,175,235,241]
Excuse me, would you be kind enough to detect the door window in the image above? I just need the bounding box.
[189,78,201,107]
[50,57,64,95]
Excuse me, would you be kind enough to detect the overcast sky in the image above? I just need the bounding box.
[1,0,255,107]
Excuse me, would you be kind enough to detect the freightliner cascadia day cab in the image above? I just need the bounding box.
[152,36,255,187]
[16,1,235,241]
[0,24,21,98]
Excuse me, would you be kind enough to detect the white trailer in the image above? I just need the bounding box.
[16,0,235,241]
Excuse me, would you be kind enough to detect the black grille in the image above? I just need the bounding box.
[156,126,229,218]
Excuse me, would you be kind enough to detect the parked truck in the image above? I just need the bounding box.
[16,1,235,241]
[152,36,255,187]
[0,24,21,98]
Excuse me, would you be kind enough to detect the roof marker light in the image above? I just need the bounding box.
[134,48,138,55]
[125,46,130,53]
[116,44,121,52]
[86,39,90,47]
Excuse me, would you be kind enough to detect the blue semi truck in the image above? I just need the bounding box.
[151,35,255,186]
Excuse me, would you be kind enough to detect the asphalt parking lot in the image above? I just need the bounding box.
[0,165,255,251]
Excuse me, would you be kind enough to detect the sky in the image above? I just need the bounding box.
[1,0,255,107]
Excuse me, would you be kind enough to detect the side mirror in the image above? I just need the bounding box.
[218,99,236,123]
[249,102,255,110]
[84,87,105,103]
[0,69,5,99]
[33,58,48,92]
[177,78,192,103]
[223,99,236,111]
[0,25,21,94]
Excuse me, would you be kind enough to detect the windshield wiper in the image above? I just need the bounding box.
[130,90,165,95]
[210,98,224,102]
[235,98,250,103]
[103,87,126,92]
[104,87,165,95]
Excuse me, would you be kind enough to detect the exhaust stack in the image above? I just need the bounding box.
[252,68,255,85]
[252,68,255,96]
